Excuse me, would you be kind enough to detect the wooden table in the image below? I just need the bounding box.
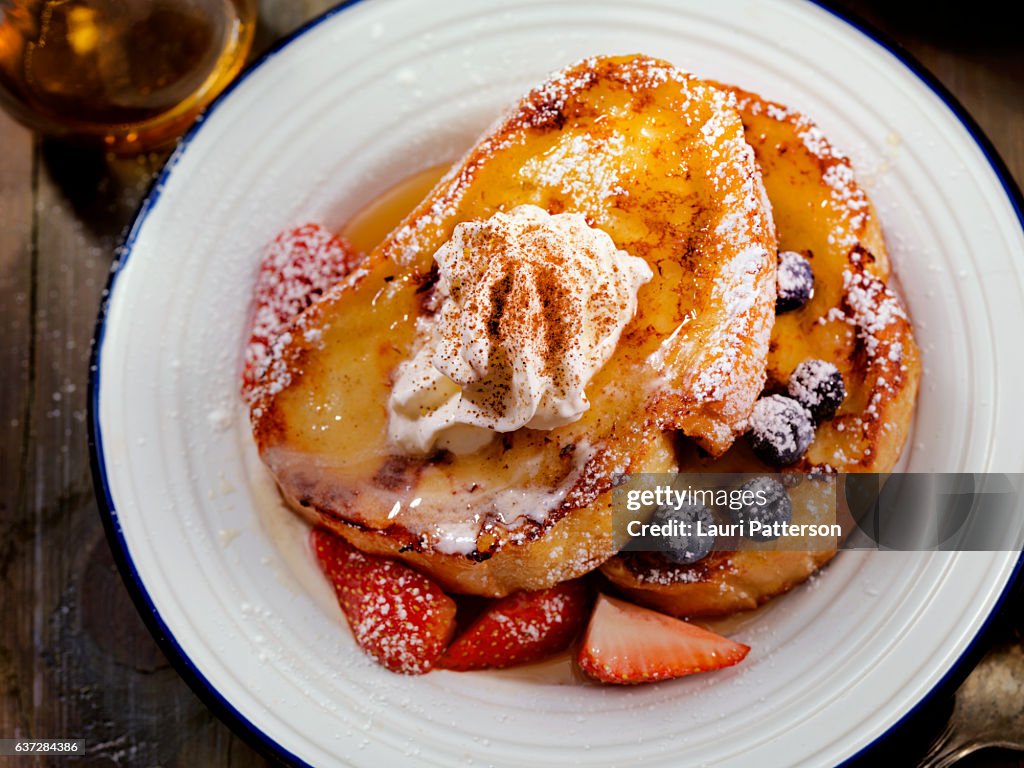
[0,2,1020,766]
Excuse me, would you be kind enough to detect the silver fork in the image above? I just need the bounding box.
[918,640,1024,768]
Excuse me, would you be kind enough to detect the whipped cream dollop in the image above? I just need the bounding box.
[388,204,653,454]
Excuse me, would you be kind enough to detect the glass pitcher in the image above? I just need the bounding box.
[0,0,257,152]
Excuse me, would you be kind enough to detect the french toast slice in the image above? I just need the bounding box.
[602,85,922,616]
[250,56,776,597]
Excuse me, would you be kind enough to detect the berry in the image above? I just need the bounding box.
[576,595,750,684]
[748,394,814,466]
[439,580,591,671]
[776,250,815,312]
[788,359,846,421]
[242,223,359,403]
[779,472,804,489]
[732,477,793,541]
[650,502,716,565]
[312,528,456,674]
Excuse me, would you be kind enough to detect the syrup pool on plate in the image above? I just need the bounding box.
[341,164,447,250]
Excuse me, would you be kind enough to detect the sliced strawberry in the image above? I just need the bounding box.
[242,223,360,403]
[576,594,749,684]
[439,580,592,671]
[311,528,456,675]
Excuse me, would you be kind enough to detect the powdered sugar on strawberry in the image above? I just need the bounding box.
[439,580,591,670]
[241,223,360,404]
[312,528,456,674]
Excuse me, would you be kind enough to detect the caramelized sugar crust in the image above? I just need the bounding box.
[250,56,777,596]
[602,85,922,616]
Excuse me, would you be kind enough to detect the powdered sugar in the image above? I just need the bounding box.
[839,268,909,357]
[789,360,838,400]
[242,223,359,405]
[822,164,869,241]
[312,529,456,674]
[748,394,814,463]
[632,558,707,585]
[686,87,774,411]
[787,359,845,420]
[776,250,815,312]
[733,89,871,247]
[520,132,628,209]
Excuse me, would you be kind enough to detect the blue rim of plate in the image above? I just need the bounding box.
[86,1,1024,766]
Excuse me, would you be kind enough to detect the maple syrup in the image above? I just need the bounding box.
[0,0,256,152]
[341,164,447,253]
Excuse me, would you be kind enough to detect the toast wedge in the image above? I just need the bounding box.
[602,85,921,616]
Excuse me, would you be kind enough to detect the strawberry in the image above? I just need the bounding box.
[576,594,750,684]
[311,528,456,675]
[242,223,360,403]
[439,580,592,671]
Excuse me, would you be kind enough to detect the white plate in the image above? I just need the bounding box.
[90,0,1024,765]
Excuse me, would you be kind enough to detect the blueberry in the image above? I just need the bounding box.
[779,472,804,489]
[788,359,846,421]
[732,477,793,541]
[748,394,814,466]
[650,502,716,565]
[776,250,815,312]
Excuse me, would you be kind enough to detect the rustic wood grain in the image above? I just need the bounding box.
[0,103,36,755]
[0,3,335,766]
[0,2,1020,767]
